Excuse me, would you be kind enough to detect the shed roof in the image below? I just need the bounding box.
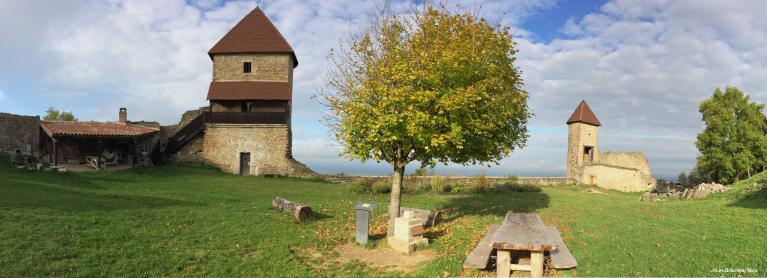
[566,100,601,126]
[40,121,159,138]
[207,81,291,100]
[208,7,297,67]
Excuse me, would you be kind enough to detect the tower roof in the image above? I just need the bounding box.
[566,100,601,126]
[208,7,297,67]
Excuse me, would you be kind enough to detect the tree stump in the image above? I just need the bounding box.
[272,197,312,222]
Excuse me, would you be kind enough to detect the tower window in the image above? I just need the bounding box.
[583,146,594,162]
[243,62,252,73]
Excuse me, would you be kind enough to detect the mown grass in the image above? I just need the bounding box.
[1,156,766,277]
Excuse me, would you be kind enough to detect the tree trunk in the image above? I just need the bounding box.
[387,164,406,236]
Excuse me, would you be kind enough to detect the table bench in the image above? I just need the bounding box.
[462,212,577,278]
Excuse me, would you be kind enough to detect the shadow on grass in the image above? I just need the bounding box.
[728,187,767,209]
[438,190,551,223]
[2,178,203,212]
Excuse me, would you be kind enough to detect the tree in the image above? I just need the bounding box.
[676,172,688,186]
[695,87,767,184]
[43,107,77,121]
[323,5,531,235]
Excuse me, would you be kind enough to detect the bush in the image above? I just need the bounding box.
[371,179,391,194]
[493,182,541,193]
[416,181,432,193]
[347,180,372,194]
[431,179,452,193]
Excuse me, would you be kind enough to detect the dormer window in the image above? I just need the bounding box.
[243,62,252,73]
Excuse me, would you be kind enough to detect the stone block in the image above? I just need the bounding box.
[387,236,428,254]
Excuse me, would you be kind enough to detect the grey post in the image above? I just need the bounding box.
[354,201,377,245]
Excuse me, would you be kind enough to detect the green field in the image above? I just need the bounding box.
[1,156,766,277]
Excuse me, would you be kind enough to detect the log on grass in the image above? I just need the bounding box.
[399,207,440,227]
[272,197,312,221]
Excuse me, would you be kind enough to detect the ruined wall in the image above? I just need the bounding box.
[566,122,599,178]
[202,124,294,176]
[212,54,291,82]
[581,164,655,192]
[599,151,652,177]
[0,112,39,155]
[169,134,204,163]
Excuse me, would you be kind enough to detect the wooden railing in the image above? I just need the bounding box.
[207,112,288,125]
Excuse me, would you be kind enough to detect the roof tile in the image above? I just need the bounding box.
[566,100,601,126]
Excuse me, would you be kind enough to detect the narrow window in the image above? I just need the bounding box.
[243,62,252,73]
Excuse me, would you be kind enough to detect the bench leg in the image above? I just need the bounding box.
[496,250,511,278]
[531,250,544,278]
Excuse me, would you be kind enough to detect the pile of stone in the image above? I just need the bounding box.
[639,182,729,201]
[387,211,428,254]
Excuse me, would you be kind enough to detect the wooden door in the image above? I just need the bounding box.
[239,152,250,176]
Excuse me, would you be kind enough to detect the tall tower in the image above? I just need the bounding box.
[566,101,601,180]
[202,7,303,176]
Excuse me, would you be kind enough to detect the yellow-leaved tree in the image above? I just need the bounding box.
[323,5,531,235]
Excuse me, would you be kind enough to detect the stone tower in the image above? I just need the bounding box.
[565,100,601,180]
[193,7,313,177]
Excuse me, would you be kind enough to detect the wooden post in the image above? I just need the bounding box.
[52,138,58,166]
[97,140,102,170]
[496,250,511,278]
[530,250,544,278]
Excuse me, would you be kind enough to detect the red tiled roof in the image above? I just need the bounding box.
[208,7,298,67]
[207,81,291,100]
[566,100,601,126]
[40,121,159,138]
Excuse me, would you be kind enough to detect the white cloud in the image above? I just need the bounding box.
[0,89,6,102]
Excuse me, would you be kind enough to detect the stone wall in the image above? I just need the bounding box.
[0,112,40,155]
[169,134,204,163]
[581,164,655,192]
[212,54,291,82]
[599,151,651,177]
[322,175,576,186]
[202,124,300,176]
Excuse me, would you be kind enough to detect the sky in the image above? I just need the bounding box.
[2,0,767,180]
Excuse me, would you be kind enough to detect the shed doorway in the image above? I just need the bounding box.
[239,152,251,176]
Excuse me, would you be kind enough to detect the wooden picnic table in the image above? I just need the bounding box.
[490,212,554,278]
[462,211,577,277]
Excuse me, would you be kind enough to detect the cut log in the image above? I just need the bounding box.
[698,189,711,199]
[463,224,500,269]
[272,197,312,221]
[544,226,577,269]
[399,207,440,227]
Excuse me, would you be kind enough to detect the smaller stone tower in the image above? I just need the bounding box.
[565,100,601,181]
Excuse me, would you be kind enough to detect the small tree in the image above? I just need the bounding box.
[696,87,767,184]
[43,107,77,121]
[323,5,531,235]
[676,172,688,186]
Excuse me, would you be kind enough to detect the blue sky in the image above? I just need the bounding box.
[2,0,767,180]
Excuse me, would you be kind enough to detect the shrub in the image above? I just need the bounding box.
[347,180,372,194]
[431,179,453,193]
[494,182,541,193]
[371,179,391,194]
[416,181,432,193]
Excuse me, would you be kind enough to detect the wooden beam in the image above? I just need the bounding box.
[496,250,511,278]
[530,250,544,278]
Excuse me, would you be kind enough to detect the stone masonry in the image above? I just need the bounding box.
[202,124,304,176]
[213,54,292,82]
[566,101,655,192]
[0,112,40,155]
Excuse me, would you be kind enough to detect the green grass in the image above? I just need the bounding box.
[1,156,766,277]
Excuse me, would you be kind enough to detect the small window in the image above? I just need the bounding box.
[243,62,252,73]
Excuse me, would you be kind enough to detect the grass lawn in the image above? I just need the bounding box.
[1,156,766,277]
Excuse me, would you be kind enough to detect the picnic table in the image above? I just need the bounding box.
[463,212,576,278]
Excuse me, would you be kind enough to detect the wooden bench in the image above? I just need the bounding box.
[462,212,577,278]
